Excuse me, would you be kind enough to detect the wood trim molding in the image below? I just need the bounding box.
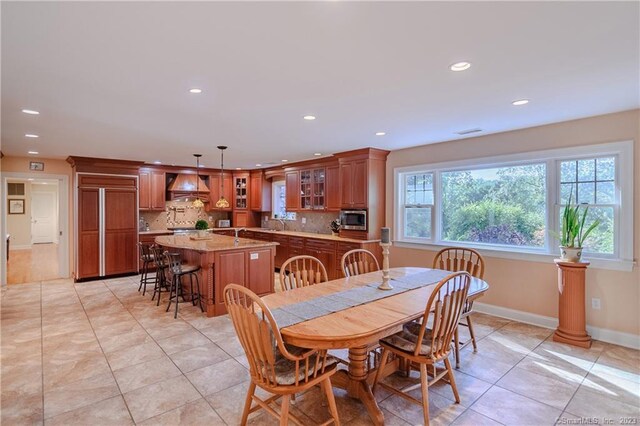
[67,156,145,174]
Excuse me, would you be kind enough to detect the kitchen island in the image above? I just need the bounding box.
[155,234,277,317]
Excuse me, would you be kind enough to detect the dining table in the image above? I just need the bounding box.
[261,267,489,425]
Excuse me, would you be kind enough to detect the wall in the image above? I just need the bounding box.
[1,156,73,275]
[6,179,31,248]
[385,109,640,338]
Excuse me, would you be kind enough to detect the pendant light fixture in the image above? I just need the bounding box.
[215,146,230,209]
[192,154,204,208]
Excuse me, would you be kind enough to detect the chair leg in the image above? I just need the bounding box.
[444,357,461,403]
[190,274,196,306]
[280,394,291,426]
[372,347,390,394]
[156,270,164,306]
[467,316,478,352]
[419,363,430,426]
[321,378,340,425]
[454,327,461,369]
[166,277,175,312]
[240,381,256,426]
[174,276,180,318]
[194,274,204,312]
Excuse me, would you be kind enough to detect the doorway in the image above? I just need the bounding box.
[1,174,69,285]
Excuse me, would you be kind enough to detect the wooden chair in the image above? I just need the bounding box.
[279,255,328,291]
[341,249,380,277]
[224,284,340,426]
[372,272,471,426]
[432,247,485,368]
[137,242,155,295]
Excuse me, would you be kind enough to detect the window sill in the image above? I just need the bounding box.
[393,241,636,272]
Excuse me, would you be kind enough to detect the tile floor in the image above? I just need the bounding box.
[1,275,639,425]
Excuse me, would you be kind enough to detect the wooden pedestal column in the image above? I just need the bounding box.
[553,259,591,348]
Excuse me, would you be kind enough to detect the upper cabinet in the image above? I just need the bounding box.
[233,172,249,210]
[250,171,272,212]
[299,167,326,210]
[339,159,368,209]
[139,169,166,211]
[285,171,300,211]
[325,164,340,211]
[207,172,233,211]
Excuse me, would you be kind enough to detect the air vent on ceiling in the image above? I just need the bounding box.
[455,128,483,135]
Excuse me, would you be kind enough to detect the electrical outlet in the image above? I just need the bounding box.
[264,215,268,222]
[591,298,601,310]
[301,217,306,224]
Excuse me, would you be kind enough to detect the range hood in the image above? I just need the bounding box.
[167,174,210,201]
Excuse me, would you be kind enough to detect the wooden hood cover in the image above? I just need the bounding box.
[167,174,210,200]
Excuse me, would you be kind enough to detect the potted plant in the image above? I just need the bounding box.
[195,219,209,238]
[553,194,600,262]
[330,219,341,236]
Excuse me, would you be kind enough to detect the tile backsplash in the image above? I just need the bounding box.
[140,201,229,230]
[261,211,340,235]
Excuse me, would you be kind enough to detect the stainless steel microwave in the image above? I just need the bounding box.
[340,210,367,231]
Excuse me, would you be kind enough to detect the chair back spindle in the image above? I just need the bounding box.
[341,249,380,277]
[279,255,328,291]
[433,247,484,279]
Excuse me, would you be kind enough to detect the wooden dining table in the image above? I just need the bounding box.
[261,267,489,425]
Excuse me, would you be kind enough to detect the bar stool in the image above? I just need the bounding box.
[150,245,169,306]
[138,242,155,295]
[164,252,204,318]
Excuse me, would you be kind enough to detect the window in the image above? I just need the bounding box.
[402,173,433,239]
[394,141,634,270]
[441,164,546,248]
[271,180,296,220]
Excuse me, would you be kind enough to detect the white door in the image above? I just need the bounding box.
[31,192,57,244]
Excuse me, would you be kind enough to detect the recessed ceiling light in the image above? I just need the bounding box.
[22,109,39,115]
[153,161,162,164]
[28,151,39,155]
[455,128,483,135]
[512,99,529,106]
[281,159,288,163]
[27,178,34,181]
[189,88,203,94]
[255,164,262,167]
[236,167,242,170]
[450,61,471,72]
[375,132,386,136]
[25,134,39,138]
[313,153,322,156]
[303,115,316,120]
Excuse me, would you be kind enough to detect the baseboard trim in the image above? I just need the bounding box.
[9,244,32,250]
[474,302,640,350]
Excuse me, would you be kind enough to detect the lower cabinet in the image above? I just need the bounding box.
[305,240,337,280]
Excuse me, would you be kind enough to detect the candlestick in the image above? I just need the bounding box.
[378,242,393,290]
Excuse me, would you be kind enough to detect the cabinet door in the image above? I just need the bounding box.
[250,174,262,211]
[325,165,340,211]
[233,211,248,227]
[313,168,326,210]
[208,174,233,211]
[77,188,100,279]
[247,248,274,295]
[150,171,166,210]
[104,188,138,275]
[305,245,336,281]
[139,171,151,210]
[352,160,368,208]
[234,175,249,209]
[272,235,289,269]
[214,251,246,308]
[340,162,353,208]
[285,171,300,211]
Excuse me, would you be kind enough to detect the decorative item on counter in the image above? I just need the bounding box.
[330,219,341,236]
[193,154,205,208]
[195,219,209,238]
[550,191,600,262]
[378,227,393,290]
[215,146,230,209]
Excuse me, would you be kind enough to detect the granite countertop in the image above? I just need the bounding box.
[139,230,175,235]
[154,234,278,252]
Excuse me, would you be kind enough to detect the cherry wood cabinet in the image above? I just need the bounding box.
[271,234,289,269]
[207,172,233,212]
[77,188,100,278]
[285,171,300,211]
[233,173,249,209]
[325,165,340,211]
[340,159,368,208]
[305,239,337,280]
[250,171,272,212]
[139,169,166,211]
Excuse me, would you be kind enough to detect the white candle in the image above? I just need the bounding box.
[381,227,390,244]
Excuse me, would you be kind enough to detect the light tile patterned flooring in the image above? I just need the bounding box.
[1,275,639,425]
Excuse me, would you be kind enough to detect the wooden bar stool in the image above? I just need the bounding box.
[137,242,155,295]
[164,251,203,318]
[150,245,169,306]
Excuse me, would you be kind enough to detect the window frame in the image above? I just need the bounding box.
[394,141,634,271]
[399,172,435,242]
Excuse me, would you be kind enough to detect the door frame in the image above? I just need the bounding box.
[31,189,59,244]
[1,172,70,286]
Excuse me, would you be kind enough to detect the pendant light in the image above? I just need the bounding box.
[192,154,204,208]
[215,146,230,209]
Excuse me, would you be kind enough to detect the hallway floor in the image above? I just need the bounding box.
[1,275,638,425]
[7,243,60,285]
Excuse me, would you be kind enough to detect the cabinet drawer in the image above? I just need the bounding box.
[271,234,289,245]
[288,236,305,248]
[306,238,336,251]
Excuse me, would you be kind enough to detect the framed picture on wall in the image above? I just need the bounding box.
[29,161,44,171]
[8,199,25,214]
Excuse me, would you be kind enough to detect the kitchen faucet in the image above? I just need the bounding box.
[234,227,246,243]
[276,218,286,232]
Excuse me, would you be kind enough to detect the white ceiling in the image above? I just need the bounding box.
[1,1,638,169]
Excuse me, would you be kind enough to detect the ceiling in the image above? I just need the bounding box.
[2,2,638,169]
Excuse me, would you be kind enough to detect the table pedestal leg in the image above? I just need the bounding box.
[331,346,385,426]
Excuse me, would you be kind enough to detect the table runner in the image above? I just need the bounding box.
[270,269,451,328]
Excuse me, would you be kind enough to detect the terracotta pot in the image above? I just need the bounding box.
[560,246,582,262]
